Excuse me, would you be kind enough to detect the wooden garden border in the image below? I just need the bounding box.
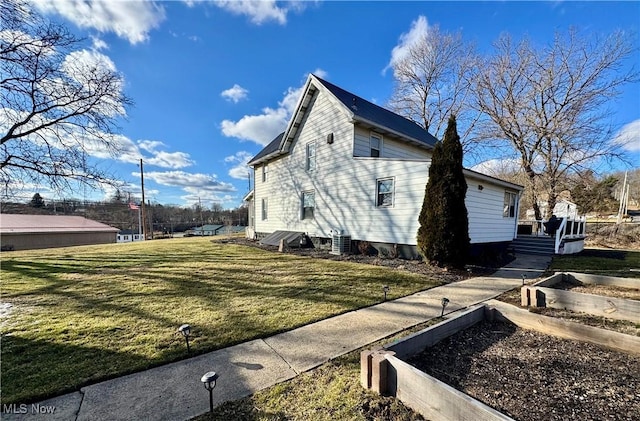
[521,272,640,323]
[360,300,640,421]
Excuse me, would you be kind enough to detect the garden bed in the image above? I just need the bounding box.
[361,302,640,421]
[407,317,640,421]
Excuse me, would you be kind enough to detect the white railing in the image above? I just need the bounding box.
[519,216,587,254]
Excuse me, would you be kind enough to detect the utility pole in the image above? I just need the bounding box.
[617,171,628,225]
[140,159,147,240]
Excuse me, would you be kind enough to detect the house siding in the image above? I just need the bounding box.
[252,82,520,248]
[353,126,431,159]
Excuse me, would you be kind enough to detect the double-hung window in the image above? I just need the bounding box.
[503,192,516,218]
[261,198,268,220]
[302,190,315,219]
[262,164,268,182]
[376,178,394,207]
[370,133,382,157]
[306,142,316,171]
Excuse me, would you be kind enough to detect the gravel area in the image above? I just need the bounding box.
[408,319,640,421]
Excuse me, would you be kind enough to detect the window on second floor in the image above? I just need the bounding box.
[503,191,517,218]
[262,164,268,182]
[302,190,315,219]
[376,177,394,207]
[370,133,382,157]
[306,142,316,171]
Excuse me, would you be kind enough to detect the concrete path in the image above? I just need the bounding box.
[4,253,550,421]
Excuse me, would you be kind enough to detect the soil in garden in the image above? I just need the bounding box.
[553,277,640,301]
[408,319,640,421]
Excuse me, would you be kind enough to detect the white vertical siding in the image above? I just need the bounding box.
[253,86,519,245]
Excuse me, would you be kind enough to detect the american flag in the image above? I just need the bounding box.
[128,202,140,210]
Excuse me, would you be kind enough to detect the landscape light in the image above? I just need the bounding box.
[440,297,450,317]
[178,324,191,353]
[201,371,219,412]
[521,274,527,285]
[383,285,390,301]
[467,267,472,278]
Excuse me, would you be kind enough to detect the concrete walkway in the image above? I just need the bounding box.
[5,253,551,421]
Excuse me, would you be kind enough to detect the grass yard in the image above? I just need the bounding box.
[0,237,440,404]
[549,248,640,278]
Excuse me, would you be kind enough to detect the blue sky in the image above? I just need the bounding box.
[26,1,640,208]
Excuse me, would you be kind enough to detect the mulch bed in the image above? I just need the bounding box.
[407,319,640,421]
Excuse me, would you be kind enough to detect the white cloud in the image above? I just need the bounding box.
[32,0,166,44]
[221,84,249,103]
[612,119,640,152]
[90,36,108,51]
[471,158,521,176]
[313,68,329,80]
[214,0,287,25]
[220,70,326,145]
[383,15,429,76]
[221,107,288,145]
[140,171,236,199]
[225,151,254,179]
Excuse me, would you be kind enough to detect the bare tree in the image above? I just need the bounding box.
[388,25,479,153]
[1,0,132,194]
[474,29,638,220]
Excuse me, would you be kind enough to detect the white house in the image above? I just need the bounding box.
[245,75,523,258]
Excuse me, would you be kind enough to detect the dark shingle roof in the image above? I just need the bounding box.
[314,76,438,148]
[247,76,439,166]
[247,132,283,166]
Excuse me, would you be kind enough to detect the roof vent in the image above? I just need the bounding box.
[351,97,358,111]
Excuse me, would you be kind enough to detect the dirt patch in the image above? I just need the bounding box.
[495,288,640,336]
[408,319,640,421]
[553,277,640,300]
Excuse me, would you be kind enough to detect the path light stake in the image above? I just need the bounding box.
[440,297,449,317]
[178,324,191,353]
[467,267,472,278]
[521,274,527,286]
[201,371,218,412]
[383,285,389,301]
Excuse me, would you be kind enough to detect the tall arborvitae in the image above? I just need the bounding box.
[417,115,469,268]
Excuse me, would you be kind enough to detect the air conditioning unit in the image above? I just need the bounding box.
[331,235,351,255]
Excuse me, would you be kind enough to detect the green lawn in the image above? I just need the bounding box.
[549,248,640,278]
[1,237,440,404]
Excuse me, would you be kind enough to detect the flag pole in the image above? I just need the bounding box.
[140,158,147,240]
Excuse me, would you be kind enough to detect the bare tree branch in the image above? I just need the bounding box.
[473,28,638,219]
[1,0,133,195]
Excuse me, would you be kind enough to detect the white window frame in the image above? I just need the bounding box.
[261,198,268,220]
[503,191,517,218]
[301,190,315,220]
[370,132,382,157]
[306,142,316,171]
[376,177,394,207]
[262,164,268,182]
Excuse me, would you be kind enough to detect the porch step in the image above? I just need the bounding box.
[259,230,304,247]
[511,236,556,256]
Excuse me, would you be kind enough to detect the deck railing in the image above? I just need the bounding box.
[519,216,587,253]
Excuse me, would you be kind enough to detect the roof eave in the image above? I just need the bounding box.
[463,168,524,191]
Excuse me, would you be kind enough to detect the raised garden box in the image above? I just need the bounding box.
[361,301,640,421]
[521,272,640,323]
